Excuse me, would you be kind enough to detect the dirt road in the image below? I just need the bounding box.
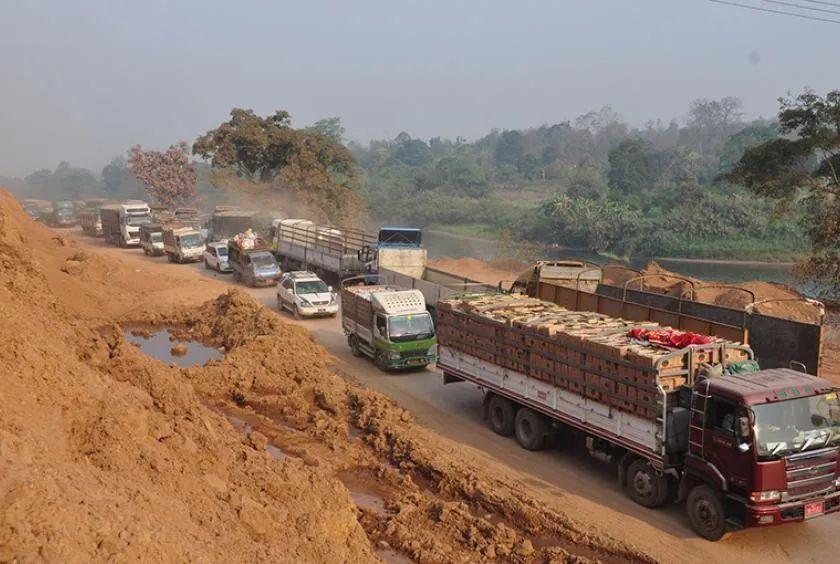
[73,230,840,563]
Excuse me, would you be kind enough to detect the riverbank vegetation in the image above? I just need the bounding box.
[351,98,809,262]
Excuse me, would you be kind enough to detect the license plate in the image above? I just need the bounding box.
[804,501,824,519]
[407,358,424,365]
[318,309,326,313]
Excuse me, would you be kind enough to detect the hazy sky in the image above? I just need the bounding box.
[1,0,838,176]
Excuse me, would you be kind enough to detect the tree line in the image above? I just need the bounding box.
[2,88,837,296]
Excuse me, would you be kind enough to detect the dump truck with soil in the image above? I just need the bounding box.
[341,285,437,370]
[436,293,840,540]
[162,225,204,263]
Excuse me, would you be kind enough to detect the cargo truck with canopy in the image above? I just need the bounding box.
[341,284,437,371]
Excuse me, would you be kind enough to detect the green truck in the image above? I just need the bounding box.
[341,285,437,371]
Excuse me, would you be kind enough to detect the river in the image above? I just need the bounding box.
[424,230,799,287]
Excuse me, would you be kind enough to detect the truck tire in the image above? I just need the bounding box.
[204,258,209,269]
[348,335,363,357]
[514,407,547,450]
[487,395,516,437]
[233,270,241,283]
[374,351,389,372]
[627,459,669,508]
[293,305,302,319]
[686,485,727,541]
[119,235,127,248]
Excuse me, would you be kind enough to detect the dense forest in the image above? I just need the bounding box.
[350,98,807,261]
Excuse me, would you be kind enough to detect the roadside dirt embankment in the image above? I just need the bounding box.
[0,189,650,562]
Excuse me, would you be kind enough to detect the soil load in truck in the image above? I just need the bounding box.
[341,285,437,371]
[436,293,840,540]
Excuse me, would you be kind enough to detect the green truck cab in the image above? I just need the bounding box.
[341,285,437,371]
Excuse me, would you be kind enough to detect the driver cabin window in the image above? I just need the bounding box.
[707,398,737,434]
[375,314,387,337]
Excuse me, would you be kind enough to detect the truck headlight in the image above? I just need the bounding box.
[299,297,312,307]
[388,351,401,360]
[750,490,781,503]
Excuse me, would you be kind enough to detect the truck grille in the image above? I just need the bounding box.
[400,349,426,359]
[783,447,838,502]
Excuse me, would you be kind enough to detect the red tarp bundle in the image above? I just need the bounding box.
[627,327,715,348]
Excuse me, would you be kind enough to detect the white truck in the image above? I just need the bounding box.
[162,226,205,263]
[100,201,152,247]
[271,219,372,279]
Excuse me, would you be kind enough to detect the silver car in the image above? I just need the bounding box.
[203,241,232,272]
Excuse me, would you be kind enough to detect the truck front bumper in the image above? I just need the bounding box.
[386,354,437,370]
[745,490,840,527]
[298,303,339,317]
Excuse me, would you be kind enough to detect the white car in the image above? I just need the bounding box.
[276,271,338,318]
[203,241,232,272]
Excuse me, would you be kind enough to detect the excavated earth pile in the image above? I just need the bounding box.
[0,188,651,562]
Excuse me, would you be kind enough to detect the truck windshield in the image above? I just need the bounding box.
[753,392,840,460]
[251,253,276,268]
[296,280,328,294]
[388,313,434,342]
[151,233,163,243]
[127,215,151,226]
[180,234,203,247]
[216,246,228,257]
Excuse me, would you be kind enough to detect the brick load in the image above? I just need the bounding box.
[437,294,750,421]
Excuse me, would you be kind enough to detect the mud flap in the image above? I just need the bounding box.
[442,372,463,385]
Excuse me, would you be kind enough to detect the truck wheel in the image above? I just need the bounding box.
[687,485,727,541]
[204,259,210,269]
[233,270,241,282]
[293,305,302,320]
[119,235,127,248]
[348,335,363,357]
[627,459,668,508]
[514,407,547,450]
[374,351,389,372]
[487,395,516,437]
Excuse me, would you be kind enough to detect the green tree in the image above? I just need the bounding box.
[716,123,779,172]
[607,139,659,195]
[494,130,524,168]
[306,117,345,141]
[102,156,143,198]
[724,89,840,296]
[390,134,432,167]
[194,108,361,222]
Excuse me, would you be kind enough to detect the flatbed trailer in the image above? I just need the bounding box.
[435,293,840,540]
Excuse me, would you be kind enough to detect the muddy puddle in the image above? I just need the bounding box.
[124,328,221,367]
[211,406,293,461]
[338,470,390,517]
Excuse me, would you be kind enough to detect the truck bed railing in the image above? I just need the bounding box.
[277,223,376,256]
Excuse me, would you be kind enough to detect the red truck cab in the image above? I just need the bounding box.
[684,368,840,539]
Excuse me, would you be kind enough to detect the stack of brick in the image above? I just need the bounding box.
[437,294,747,421]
